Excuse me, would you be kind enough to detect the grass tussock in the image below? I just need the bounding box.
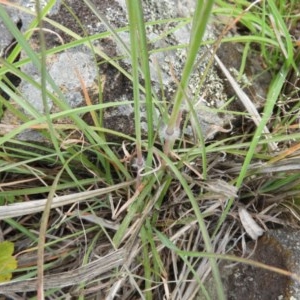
[0,0,300,299]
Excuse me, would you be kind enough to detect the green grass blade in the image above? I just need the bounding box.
[165,0,215,150]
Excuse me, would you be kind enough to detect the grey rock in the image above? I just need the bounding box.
[20,47,98,114]
[19,0,62,29]
[199,229,300,300]
[0,1,22,57]
[0,0,61,51]
[0,0,268,142]
[268,229,300,298]
[97,0,230,140]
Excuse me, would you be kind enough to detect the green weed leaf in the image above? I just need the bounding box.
[0,241,17,282]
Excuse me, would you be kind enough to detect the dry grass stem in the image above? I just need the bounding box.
[214,53,278,152]
[0,248,126,292]
[0,180,135,219]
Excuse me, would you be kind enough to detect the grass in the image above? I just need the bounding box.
[0,0,300,299]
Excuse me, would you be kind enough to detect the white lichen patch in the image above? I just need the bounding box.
[230,67,252,87]
[25,0,47,10]
[22,0,61,14]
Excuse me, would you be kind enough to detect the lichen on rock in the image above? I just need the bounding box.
[0,0,269,143]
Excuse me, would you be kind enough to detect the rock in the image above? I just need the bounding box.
[0,0,61,44]
[22,48,98,113]
[0,0,271,143]
[0,0,29,57]
[199,228,300,300]
[267,229,300,298]
[0,11,17,58]
[0,0,229,142]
